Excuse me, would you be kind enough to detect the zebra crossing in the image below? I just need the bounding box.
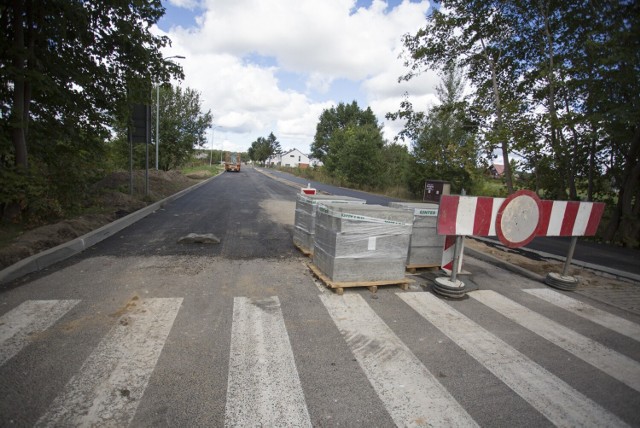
[1,287,638,427]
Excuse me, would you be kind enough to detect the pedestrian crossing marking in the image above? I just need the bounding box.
[35,297,183,427]
[321,293,477,427]
[3,286,639,427]
[470,290,640,392]
[399,292,628,427]
[524,288,640,342]
[225,296,311,427]
[0,300,80,366]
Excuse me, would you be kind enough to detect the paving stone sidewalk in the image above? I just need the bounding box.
[577,282,640,316]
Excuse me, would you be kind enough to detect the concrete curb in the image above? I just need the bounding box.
[0,171,223,285]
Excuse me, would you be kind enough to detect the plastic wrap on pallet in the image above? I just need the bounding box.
[293,193,365,253]
[312,203,413,282]
[388,202,444,267]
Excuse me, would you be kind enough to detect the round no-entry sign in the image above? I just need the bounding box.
[495,190,542,248]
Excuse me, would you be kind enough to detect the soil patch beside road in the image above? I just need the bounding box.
[465,238,636,290]
[0,170,210,269]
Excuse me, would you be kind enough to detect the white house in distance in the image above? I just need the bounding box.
[267,148,316,168]
[281,148,309,167]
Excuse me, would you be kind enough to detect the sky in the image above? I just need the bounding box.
[155,0,441,156]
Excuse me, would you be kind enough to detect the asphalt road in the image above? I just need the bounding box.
[1,166,639,427]
[264,168,640,277]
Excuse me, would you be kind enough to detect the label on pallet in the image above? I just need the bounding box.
[414,208,438,217]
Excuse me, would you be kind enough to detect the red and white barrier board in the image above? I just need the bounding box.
[438,191,605,248]
[537,200,605,237]
[441,235,464,274]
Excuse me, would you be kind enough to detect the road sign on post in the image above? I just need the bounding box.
[129,103,151,196]
[301,183,316,195]
[131,103,149,144]
[423,180,450,203]
[495,190,542,248]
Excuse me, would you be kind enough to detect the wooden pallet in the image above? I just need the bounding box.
[293,242,313,257]
[405,264,441,274]
[307,262,413,295]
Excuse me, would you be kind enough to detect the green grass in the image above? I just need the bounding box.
[181,165,221,175]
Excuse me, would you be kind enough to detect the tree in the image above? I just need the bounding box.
[266,132,282,157]
[153,85,212,171]
[398,0,640,246]
[389,63,479,194]
[1,1,180,169]
[311,101,379,161]
[0,1,182,220]
[248,132,281,165]
[400,1,519,193]
[325,124,385,188]
[380,143,412,189]
[312,102,386,188]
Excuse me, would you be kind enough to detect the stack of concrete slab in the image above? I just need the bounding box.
[389,202,443,267]
[293,194,366,254]
[313,203,413,282]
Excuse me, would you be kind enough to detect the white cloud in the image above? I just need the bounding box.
[158,0,439,154]
[168,0,201,10]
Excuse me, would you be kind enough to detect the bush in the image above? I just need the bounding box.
[0,165,63,225]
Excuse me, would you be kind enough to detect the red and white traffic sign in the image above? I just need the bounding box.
[495,190,542,248]
[437,193,606,248]
[301,183,316,195]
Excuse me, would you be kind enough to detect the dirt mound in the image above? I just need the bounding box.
[0,169,206,270]
[0,214,113,268]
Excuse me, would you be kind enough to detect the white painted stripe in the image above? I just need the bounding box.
[572,203,593,236]
[488,198,505,236]
[320,293,477,427]
[547,201,567,236]
[524,288,640,342]
[456,197,478,236]
[471,290,640,392]
[225,297,311,428]
[0,300,80,366]
[36,298,183,427]
[399,292,627,427]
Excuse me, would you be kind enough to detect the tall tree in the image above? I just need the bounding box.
[312,101,386,187]
[266,132,282,156]
[153,85,212,171]
[248,134,278,165]
[311,101,379,161]
[324,124,385,188]
[389,63,479,194]
[400,1,519,193]
[0,1,182,220]
[1,1,180,169]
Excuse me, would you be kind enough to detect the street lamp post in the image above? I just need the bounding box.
[156,55,185,170]
[210,125,221,166]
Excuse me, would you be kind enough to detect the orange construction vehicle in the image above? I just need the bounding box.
[224,152,241,172]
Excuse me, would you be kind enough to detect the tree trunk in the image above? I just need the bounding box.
[588,129,596,202]
[480,38,514,194]
[603,125,640,245]
[541,1,567,199]
[11,0,28,169]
